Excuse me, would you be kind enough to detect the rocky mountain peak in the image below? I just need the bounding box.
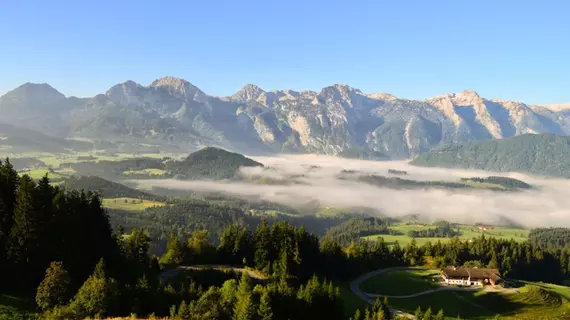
[319,84,362,99]
[150,76,192,89]
[231,84,266,102]
[367,92,397,100]
[453,90,482,105]
[105,80,142,96]
[149,76,205,101]
[3,82,66,100]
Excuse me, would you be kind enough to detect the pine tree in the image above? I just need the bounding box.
[258,289,273,320]
[177,300,192,320]
[423,307,432,320]
[415,306,423,320]
[254,219,272,274]
[220,279,238,312]
[35,261,72,310]
[0,159,19,247]
[233,272,254,320]
[8,175,39,278]
[159,232,185,267]
[488,251,499,269]
[69,259,119,318]
[352,309,362,320]
[434,309,445,320]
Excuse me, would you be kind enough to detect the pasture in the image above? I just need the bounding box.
[102,197,167,211]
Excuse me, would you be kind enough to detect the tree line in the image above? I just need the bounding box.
[406,221,459,238]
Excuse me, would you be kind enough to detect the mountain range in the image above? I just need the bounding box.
[2,76,570,158]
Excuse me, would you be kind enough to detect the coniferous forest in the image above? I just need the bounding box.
[1,157,570,319]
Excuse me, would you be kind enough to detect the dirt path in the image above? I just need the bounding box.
[158,264,268,284]
[349,267,421,318]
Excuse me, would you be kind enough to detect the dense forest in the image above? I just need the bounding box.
[406,221,460,238]
[3,154,570,319]
[322,217,400,246]
[356,174,527,191]
[62,175,166,201]
[60,147,263,181]
[411,133,570,178]
[337,148,390,161]
[110,199,344,256]
[63,158,165,179]
[460,176,532,189]
[529,228,570,250]
[166,147,263,180]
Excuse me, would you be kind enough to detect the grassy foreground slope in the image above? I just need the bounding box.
[360,269,440,295]
[411,133,570,178]
[360,269,570,319]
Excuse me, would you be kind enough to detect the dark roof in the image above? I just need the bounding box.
[442,267,501,280]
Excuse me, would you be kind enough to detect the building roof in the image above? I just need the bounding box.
[442,267,501,281]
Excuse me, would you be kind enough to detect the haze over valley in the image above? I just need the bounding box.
[130,154,570,229]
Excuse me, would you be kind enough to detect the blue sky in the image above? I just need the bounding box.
[1,0,569,104]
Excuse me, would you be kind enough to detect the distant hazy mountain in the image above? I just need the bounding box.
[2,77,570,157]
[411,133,570,177]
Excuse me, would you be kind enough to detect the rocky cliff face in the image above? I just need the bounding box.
[1,77,569,158]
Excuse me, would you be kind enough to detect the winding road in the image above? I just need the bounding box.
[349,266,517,318]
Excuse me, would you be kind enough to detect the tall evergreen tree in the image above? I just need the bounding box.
[258,289,273,320]
[35,261,72,311]
[434,309,445,320]
[254,219,272,274]
[159,233,186,267]
[8,175,40,282]
[233,272,254,320]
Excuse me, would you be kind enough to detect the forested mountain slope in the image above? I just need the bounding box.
[166,147,263,180]
[411,133,570,177]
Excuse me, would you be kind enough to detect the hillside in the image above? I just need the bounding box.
[166,147,263,180]
[337,147,390,161]
[4,79,570,158]
[61,175,164,200]
[411,133,570,177]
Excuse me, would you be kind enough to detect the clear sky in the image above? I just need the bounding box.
[1,0,569,104]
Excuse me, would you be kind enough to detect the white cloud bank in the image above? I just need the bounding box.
[132,155,570,228]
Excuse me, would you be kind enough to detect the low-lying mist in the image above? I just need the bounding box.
[131,155,570,228]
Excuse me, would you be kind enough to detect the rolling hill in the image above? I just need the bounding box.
[166,147,263,180]
[411,133,570,177]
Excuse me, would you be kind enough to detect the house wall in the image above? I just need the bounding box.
[443,276,484,286]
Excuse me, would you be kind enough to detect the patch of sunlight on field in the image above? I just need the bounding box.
[363,223,528,246]
[102,197,166,211]
[123,168,167,176]
[19,169,67,181]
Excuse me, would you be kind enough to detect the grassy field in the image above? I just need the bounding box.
[18,168,68,182]
[334,281,369,317]
[359,269,440,295]
[0,150,173,169]
[123,168,167,176]
[102,197,167,211]
[363,224,529,247]
[358,268,570,319]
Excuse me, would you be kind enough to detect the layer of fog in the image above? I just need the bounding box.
[132,155,570,228]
